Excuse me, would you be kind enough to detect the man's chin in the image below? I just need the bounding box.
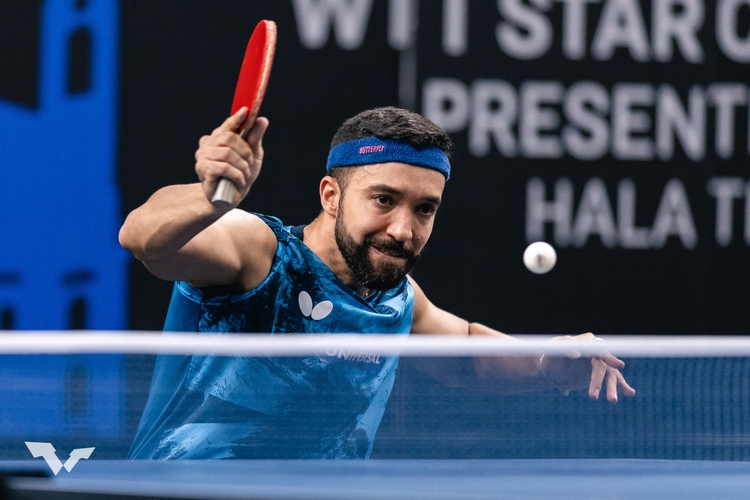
[362,265,409,290]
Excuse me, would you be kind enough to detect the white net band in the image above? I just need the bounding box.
[0,332,749,357]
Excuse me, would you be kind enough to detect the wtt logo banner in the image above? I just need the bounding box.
[25,442,95,475]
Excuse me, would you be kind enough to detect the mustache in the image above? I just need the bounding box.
[365,236,415,259]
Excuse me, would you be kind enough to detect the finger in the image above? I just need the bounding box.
[548,335,581,359]
[575,332,596,341]
[196,140,253,186]
[617,371,637,397]
[211,133,254,173]
[588,358,606,400]
[549,335,574,342]
[200,146,252,180]
[209,129,252,150]
[195,156,248,187]
[587,337,625,369]
[215,107,249,135]
[605,367,619,403]
[245,117,269,158]
[196,160,247,189]
[599,354,625,370]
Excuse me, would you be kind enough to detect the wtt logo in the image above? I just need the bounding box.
[25,442,95,475]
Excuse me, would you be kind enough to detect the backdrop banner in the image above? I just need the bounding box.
[1,0,748,334]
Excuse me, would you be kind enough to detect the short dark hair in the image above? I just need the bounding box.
[329,107,453,192]
[330,107,453,153]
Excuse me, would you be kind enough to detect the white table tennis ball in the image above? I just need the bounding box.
[523,241,557,274]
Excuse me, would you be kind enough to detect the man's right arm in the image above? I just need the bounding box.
[118,109,276,290]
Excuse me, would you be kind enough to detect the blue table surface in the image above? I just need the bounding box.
[4,459,750,499]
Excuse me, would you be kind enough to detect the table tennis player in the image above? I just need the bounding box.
[119,107,635,459]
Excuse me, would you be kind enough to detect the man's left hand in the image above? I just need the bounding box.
[541,333,636,403]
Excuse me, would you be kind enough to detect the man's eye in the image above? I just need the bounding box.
[417,204,436,215]
[375,195,391,205]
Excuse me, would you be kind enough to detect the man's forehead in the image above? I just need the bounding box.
[349,162,446,192]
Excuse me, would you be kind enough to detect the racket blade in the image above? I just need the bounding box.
[212,20,277,206]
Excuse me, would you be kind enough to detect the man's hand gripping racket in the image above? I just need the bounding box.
[211,20,276,206]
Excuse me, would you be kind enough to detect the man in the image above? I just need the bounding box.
[120,107,634,460]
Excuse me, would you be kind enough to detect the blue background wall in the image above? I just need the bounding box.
[0,0,126,331]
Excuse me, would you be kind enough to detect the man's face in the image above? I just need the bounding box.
[333,163,445,290]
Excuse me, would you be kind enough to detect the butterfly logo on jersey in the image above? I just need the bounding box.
[298,291,333,320]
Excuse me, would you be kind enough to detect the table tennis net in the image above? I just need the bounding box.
[0,332,748,461]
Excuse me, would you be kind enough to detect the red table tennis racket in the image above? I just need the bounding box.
[212,20,277,206]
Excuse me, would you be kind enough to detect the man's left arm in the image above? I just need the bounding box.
[407,276,636,402]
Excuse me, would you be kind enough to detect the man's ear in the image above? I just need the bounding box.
[320,176,340,217]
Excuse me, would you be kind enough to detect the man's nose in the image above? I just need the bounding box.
[385,208,414,242]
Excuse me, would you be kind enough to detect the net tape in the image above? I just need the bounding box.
[1,332,749,357]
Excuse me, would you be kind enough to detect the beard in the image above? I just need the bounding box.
[334,209,420,291]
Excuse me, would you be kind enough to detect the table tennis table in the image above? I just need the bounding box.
[3,459,750,500]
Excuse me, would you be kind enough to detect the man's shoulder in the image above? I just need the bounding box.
[218,211,281,238]
[245,212,299,240]
[248,212,281,227]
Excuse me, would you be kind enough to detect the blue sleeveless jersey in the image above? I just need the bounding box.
[129,214,414,459]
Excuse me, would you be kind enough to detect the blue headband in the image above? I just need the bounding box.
[326,137,451,180]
